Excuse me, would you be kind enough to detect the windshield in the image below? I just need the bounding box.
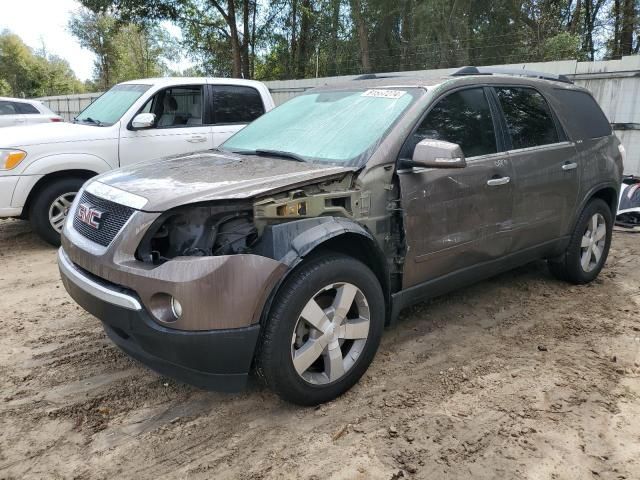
[221,88,420,166]
[75,84,150,126]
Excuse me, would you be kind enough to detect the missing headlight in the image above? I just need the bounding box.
[136,205,258,264]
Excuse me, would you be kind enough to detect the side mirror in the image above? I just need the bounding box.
[402,139,466,169]
[131,113,156,130]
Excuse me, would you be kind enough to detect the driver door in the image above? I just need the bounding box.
[118,84,214,167]
[398,87,515,288]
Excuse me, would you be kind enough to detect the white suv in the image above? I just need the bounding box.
[0,77,275,245]
[0,97,63,127]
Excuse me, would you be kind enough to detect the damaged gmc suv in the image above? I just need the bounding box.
[58,68,623,405]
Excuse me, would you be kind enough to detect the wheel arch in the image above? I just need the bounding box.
[20,169,97,219]
[256,217,391,328]
[568,183,619,235]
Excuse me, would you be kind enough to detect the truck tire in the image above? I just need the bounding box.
[257,253,384,405]
[29,177,85,246]
[548,198,613,284]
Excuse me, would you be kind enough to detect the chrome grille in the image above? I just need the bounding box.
[72,191,135,247]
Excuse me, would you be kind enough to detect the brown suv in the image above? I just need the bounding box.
[58,68,624,405]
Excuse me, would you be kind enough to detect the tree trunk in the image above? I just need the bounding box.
[250,0,257,77]
[242,0,250,78]
[569,0,582,33]
[327,0,341,76]
[349,0,371,73]
[613,0,622,57]
[296,0,312,78]
[621,0,635,56]
[399,0,414,71]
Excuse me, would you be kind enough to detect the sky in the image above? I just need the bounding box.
[0,0,191,82]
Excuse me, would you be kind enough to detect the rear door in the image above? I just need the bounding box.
[17,101,49,124]
[0,101,23,127]
[209,84,267,145]
[118,84,214,166]
[398,87,515,288]
[492,86,580,251]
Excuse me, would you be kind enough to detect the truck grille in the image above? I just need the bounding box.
[72,191,135,247]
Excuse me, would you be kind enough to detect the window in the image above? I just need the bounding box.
[150,85,203,128]
[552,89,611,140]
[17,103,40,114]
[495,87,559,149]
[76,84,150,125]
[0,101,17,115]
[403,88,497,158]
[212,85,265,124]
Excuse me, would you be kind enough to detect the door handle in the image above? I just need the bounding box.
[187,135,207,143]
[562,162,578,171]
[487,176,510,186]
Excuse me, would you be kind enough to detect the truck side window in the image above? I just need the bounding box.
[211,85,265,124]
[141,86,204,128]
[495,87,559,149]
[403,88,498,159]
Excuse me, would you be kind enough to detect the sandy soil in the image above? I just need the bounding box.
[0,217,639,480]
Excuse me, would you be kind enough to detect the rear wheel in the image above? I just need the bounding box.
[29,177,85,246]
[257,253,384,405]
[548,198,613,284]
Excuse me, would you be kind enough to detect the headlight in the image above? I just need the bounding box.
[0,149,27,170]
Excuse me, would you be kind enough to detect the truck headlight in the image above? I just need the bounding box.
[0,149,27,170]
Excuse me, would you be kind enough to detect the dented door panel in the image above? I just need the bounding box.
[398,153,514,289]
[508,142,580,251]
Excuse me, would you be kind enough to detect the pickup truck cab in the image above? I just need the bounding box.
[0,77,274,245]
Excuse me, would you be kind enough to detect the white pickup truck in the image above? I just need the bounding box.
[0,77,275,245]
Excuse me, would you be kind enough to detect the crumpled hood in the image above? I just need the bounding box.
[0,121,117,148]
[93,150,356,211]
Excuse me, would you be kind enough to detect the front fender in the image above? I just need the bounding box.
[21,153,112,177]
[254,216,378,266]
[11,154,112,208]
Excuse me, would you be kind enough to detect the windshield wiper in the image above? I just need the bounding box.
[76,117,104,126]
[253,149,307,163]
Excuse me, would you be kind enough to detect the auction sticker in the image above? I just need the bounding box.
[362,89,406,99]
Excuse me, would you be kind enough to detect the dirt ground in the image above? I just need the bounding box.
[0,218,639,480]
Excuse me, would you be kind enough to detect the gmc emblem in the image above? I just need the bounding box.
[77,203,104,230]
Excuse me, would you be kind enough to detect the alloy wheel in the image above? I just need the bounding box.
[580,213,607,273]
[48,192,76,233]
[291,282,370,385]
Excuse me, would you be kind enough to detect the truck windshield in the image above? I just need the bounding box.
[222,88,420,166]
[75,84,150,126]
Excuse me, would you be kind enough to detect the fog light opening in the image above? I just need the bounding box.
[171,297,183,319]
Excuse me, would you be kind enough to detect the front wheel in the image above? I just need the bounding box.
[29,177,85,247]
[257,254,385,405]
[548,198,613,284]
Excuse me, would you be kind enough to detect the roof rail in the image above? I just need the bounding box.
[353,73,401,81]
[452,66,573,84]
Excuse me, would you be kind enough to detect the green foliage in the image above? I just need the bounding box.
[0,78,11,96]
[542,33,585,61]
[0,30,85,97]
[68,8,177,88]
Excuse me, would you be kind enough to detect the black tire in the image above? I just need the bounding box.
[29,177,85,247]
[548,198,613,284]
[256,253,385,406]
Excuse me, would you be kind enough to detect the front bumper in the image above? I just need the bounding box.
[58,248,261,391]
[0,176,20,217]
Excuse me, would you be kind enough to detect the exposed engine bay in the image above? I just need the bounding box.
[135,174,365,265]
[136,205,258,264]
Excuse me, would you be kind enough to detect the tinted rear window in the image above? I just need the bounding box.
[17,103,39,114]
[495,87,559,149]
[212,85,265,124]
[553,89,611,139]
